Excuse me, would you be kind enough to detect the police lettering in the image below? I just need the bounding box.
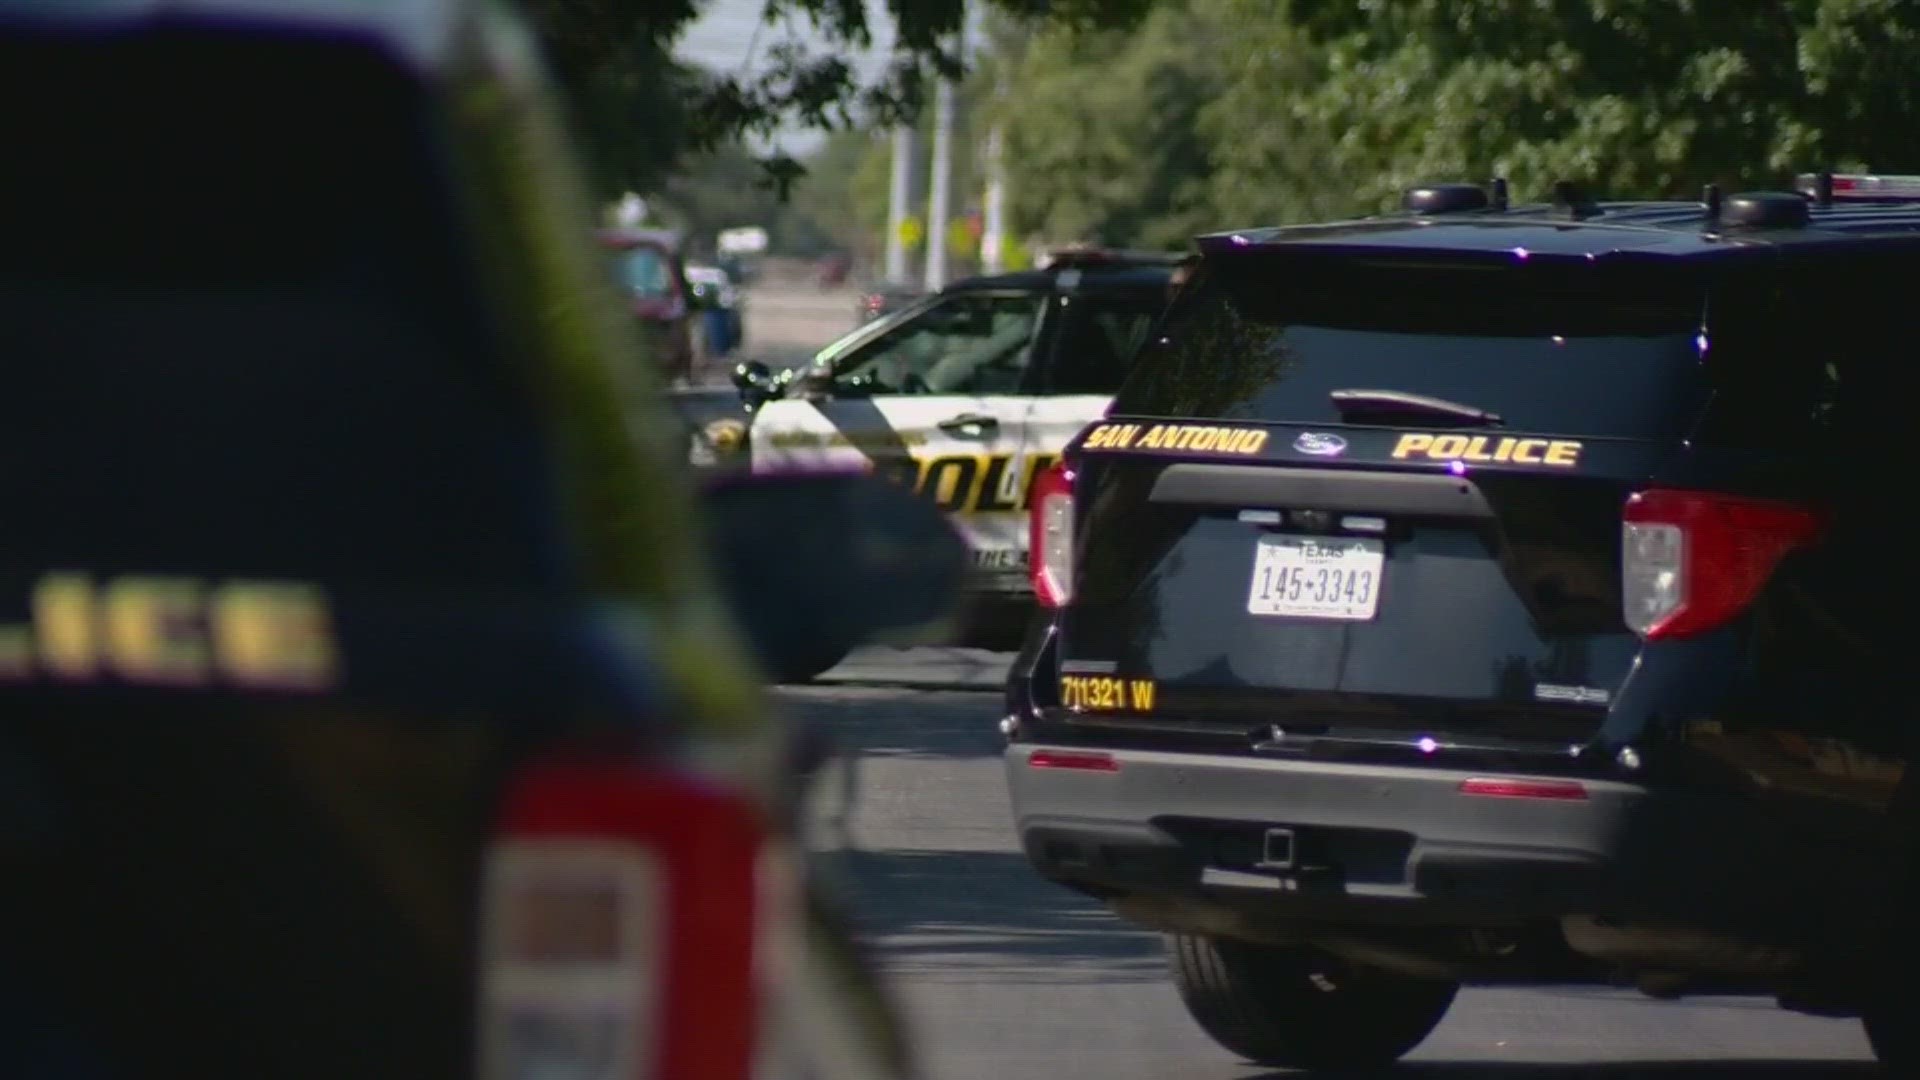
[1059,675,1157,712]
[0,573,339,690]
[876,452,1062,514]
[1390,432,1583,469]
[1081,422,1269,456]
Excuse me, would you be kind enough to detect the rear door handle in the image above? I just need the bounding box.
[938,413,1000,438]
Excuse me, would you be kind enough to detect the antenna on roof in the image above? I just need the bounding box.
[1490,176,1509,211]
[1702,183,1722,226]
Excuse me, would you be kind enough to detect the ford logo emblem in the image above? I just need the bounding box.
[1293,432,1348,457]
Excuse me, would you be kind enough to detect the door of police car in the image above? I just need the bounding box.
[750,289,1046,587]
[1025,274,1167,487]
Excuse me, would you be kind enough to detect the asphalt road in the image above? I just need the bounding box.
[782,657,1879,1080]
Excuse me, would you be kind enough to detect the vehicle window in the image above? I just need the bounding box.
[616,246,674,298]
[1688,265,1838,453]
[832,292,1043,396]
[1112,255,1712,439]
[1041,286,1166,395]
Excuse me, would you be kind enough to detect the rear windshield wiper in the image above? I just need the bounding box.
[1329,388,1504,427]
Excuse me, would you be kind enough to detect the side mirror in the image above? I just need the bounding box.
[699,470,968,683]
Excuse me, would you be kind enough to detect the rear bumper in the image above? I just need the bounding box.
[1005,743,1834,927]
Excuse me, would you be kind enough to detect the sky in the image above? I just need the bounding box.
[673,0,900,157]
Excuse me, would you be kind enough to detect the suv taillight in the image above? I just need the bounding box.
[1029,462,1075,607]
[1621,489,1824,640]
[479,754,769,1080]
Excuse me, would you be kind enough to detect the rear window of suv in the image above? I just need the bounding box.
[1112,252,1712,440]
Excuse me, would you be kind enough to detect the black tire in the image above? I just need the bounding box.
[1864,1007,1914,1074]
[771,642,850,685]
[1166,934,1457,1072]
[1859,891,1920,1073]
[1862,770,1920,1074]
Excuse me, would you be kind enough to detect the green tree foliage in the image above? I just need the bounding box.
[652,129,889,258]
[658,0,1920,259]
[1276,0,1920,206]
[521,0,1154,200]
[799,80,994,265]
[782,128,895,256]
[993,0,1226,248]
[986,0,1920,247]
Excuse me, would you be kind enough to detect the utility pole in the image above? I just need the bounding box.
[883,126,918,286]
[981,120,1006,274]
[924,76,955,292]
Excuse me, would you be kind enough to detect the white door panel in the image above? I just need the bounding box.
[1022,394,1113,461]
[748,289,1051,593]
[750,395,1038,590]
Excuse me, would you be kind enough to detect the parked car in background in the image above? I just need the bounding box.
[665,248,1189,679]
[601,226,696,384]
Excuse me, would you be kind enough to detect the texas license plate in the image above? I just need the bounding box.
[1246,535,1384,620]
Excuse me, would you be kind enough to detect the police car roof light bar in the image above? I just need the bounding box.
[1794,172,1920,203]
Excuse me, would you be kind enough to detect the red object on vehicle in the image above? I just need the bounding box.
[478,750,774,1080]
[1029,461,1075,607]
[1459,777,1589,801]
[1028,749,1118,772]
[1621,488,1825,640]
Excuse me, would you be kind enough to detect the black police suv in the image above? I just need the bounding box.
[1004,177,1920,1073]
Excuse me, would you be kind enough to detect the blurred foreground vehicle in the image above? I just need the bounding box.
[602,226,697,385]
[0,3,966,1077]
[1003,177,1920,1073]
[669,250,1184,677]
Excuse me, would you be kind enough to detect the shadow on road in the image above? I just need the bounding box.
[776,686,1004,763]
[830,846,1167,986]
[818,646,1016,691]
